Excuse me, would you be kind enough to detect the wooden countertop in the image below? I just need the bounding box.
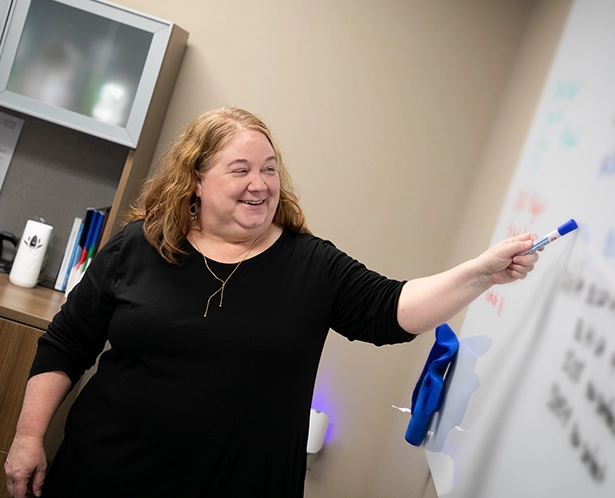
[0,273,66,330]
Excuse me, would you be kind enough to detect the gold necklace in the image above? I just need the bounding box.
[191,234,260,317]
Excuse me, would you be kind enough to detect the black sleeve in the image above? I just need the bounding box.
[29,227,125,386]
[321,240,416,346]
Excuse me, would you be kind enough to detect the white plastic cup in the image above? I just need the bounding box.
[307,409,330,454]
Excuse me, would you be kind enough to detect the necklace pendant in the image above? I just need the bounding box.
[192,233,261,318]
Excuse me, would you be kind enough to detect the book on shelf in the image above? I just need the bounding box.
[53,216,83,291]
[55,206,110,294]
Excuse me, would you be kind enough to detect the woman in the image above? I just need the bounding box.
[4,106,538,498]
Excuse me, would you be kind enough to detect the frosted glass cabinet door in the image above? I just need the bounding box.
[0,0,176,147]
[8,0,152,128]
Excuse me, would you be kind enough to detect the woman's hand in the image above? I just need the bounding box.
[475,232,539,286]
[4,433,47,498]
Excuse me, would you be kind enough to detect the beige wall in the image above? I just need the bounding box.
[111,0,570,496]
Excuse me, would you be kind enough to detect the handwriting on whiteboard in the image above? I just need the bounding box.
[485,289,504,317]
[604,229,615,258]
[531,78,583,170]
[545,259,615,485]
[599,149,615,176]
[512,190,546,223]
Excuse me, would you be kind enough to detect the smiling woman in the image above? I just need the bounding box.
[4,106,539,498]
[129,106,310,265]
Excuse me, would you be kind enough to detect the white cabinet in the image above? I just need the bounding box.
[0,0,188,148]
[0,0,188,286]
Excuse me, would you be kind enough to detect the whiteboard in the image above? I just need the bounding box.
[424,0,615,496]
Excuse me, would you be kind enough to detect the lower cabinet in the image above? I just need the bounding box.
[0,318,42,450]
[0,451,8,498]
[0,317,43,498]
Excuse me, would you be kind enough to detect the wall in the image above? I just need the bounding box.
[353,2,573,495]
[101,0,556,496]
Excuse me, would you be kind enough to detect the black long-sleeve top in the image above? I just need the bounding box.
[31,221,414,497]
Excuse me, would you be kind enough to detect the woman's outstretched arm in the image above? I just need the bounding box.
[397,233,539,335]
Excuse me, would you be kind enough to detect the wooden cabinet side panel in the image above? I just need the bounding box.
[0,319,42,451]
[0,451,9,498]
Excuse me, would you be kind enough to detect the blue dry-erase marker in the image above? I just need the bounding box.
[521,218,578,255]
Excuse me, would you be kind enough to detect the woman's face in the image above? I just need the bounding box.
[195,129,281,240]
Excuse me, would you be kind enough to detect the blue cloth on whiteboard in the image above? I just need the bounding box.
[405,323,459,446]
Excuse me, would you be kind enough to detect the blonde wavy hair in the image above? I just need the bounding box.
[126,106,310,264]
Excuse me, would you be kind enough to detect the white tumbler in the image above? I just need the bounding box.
[9,219,53,288]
